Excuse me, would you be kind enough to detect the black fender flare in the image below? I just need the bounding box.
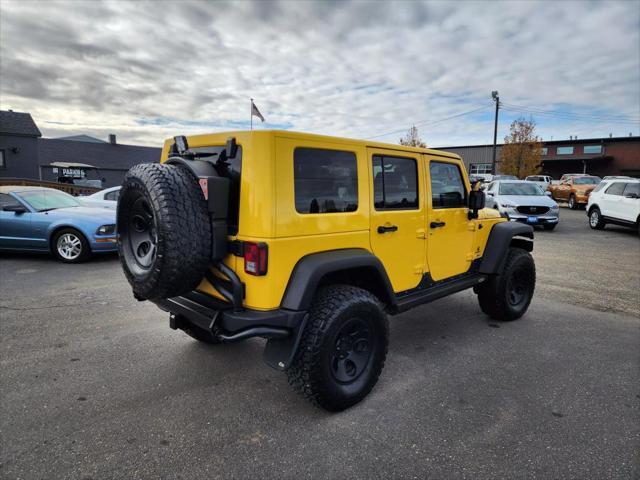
[479,222,534,274]
[280,248,396,311]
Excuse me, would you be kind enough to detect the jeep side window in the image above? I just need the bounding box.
[372,155,418,210]
[294,148,358,214]
[430,161,466,208]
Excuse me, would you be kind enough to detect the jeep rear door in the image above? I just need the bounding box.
[367,148,426,293]
[425,157,475,281]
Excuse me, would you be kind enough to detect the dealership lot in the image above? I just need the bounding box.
[0,208,638,479]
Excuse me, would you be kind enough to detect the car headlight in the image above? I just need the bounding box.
[550,204,559,211]
[96,224,116,235]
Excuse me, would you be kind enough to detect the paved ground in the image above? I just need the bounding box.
[1,208,638,479]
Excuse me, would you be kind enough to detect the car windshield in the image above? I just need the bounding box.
[574,177,600,185]
[18,190,80,211]
[499,182,543,196]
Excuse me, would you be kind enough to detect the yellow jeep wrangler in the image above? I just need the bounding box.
[118,130,535,411]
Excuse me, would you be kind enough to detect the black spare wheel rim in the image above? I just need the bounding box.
[127,196,157,274]
[331,317,373,383]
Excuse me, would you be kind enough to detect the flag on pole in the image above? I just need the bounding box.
[251,99,265,122]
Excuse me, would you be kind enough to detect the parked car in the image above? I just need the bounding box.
[524,175,552,190]
[548,175,601,209]
[559,173,589,182]
[587,178,640,234]
[81,186,121,210]
[0,186,118,262]
[116,130,536,411]
[491,175,518,181]
[484,180,559,230]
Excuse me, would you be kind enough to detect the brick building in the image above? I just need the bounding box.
[437,135,640,179]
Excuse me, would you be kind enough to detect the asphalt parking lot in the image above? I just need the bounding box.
[1,208,638,479]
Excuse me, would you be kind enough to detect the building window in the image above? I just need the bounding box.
[583,145,602,154]
[372,155,418,210]
[541,147,548,155]
[469,163,492,174]
[0,149,5,169]
[557,146,574,155]
[294,147,358,214]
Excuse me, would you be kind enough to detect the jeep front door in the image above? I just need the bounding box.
[368,149,425,293]
[426,159,475,281]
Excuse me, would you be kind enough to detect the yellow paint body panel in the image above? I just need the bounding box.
[160,130,504,311]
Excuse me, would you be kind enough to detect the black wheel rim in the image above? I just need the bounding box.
[506,267,529,307]
[331,317,372,383]
[128,197,157,270]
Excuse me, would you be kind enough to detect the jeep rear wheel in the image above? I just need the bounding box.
[117,163,212,300]
[476,247,535,321]
[287,285,388,411]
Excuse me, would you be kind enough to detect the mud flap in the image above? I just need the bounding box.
[263,314,309,371]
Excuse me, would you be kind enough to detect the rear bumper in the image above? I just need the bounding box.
[151,291,307,370]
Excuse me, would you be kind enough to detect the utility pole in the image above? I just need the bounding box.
[491,90,500,175]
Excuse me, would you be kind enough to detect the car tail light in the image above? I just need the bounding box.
[243,242,268,276]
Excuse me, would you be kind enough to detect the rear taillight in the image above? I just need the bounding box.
[243,242,268,276]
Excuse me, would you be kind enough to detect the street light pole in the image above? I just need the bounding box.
[491,91,500,175]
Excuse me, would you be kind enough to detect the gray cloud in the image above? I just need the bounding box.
[1,0,638,146]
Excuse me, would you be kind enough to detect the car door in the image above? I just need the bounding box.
[426,158,475,281]
[0,193,33,249]
[602,182,626,218]
[620,183,640,222]
[368,148,425,293]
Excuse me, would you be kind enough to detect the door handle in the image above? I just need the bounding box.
[430,221,446,229]
[377,225,398,234]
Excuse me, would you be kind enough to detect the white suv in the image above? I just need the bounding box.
[587,178,640,234]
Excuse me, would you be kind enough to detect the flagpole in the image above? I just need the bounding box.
[250,98,253,131]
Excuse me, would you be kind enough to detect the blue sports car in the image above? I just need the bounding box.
[0,186,118,262]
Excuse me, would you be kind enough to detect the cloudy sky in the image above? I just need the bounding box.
[1,0,639,147]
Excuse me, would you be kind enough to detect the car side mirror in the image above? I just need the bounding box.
[3,204,27,214]
[468,189,485,219]
[545,191,552,197]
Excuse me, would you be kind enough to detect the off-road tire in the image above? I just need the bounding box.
[543,224,557,231]
[476,247,535,321]
[52,228,91,263]
[118,163,211,300]
[588,207,606,230]
[287,285,389,411]
[568,194,577,210]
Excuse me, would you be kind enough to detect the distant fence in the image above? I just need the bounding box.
[0,178,101,196]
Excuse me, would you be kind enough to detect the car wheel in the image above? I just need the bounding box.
[543,224,557,231]
[476,247,536,321]
[588,208,606,230]
[52,228,90,263]
[568,195,577,210]
[287,285,389,411]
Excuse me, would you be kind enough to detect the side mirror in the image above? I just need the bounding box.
[545,191,552,197]
[3,204,27,214]
[468,189,486,219]
[486,191,494,196]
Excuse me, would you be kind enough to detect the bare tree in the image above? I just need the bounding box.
[499,118,542,178]
[399,125,427,148]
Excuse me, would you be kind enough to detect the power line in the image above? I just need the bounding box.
[500,102,640,124]
[366,104,493,140]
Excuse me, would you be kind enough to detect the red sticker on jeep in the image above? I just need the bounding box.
[199,178,208,200]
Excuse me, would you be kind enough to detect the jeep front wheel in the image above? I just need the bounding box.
[287,285,389,411]
[117,163,212,300]
[476,247,535,321]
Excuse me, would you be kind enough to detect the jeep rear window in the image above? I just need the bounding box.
[294,148,358,214]
[372,155,418,210]
[191,145,242,235]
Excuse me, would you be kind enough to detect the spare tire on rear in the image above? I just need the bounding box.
[117,163,211,300]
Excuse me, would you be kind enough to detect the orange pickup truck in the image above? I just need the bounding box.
[548,175,601,209]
